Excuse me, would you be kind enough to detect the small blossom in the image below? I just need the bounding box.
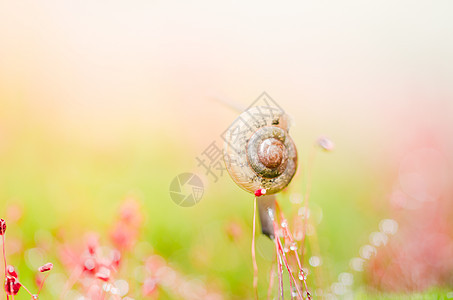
[142,277,158,296]
[6,265,18,278]
[85,233,99,255]
[0,219,6,235]
[4,276,21,296]
[254,188,267,197]
[83,257,97,273]
[225,221,242,242]
[38,263,53,273]
[95,266,111,282]
[87,284,102,299]
[119,198,142,227]
[110,250,121,269]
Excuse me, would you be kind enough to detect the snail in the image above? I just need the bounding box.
[223,106,312,299]
[223,106,298,195]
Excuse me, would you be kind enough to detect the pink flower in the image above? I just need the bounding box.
[143,277,158,296]
[110,249,121,269]
[83,257,97,273]
[95,266,111,282]
[86,233,99,255]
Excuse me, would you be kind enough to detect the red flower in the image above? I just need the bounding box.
[0,219,6,235]
[4,276,21,296]
[6,265,17,278]
[38,263,53,273]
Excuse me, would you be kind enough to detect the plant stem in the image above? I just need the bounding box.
[38,272,50,295]
[300,147,317,256]
[2,235,8,300]
[272,220,284,299]
[16,280,33,297]
[274,230,303,299]
[59,265,82,300]
[267,262,275,300]
[252,197,258,300]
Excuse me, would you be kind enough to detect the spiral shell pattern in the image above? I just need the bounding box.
[223,106,298,194]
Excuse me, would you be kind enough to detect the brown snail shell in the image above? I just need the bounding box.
[223,106,298,194]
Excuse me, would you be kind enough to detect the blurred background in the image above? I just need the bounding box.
[0,0,452,299]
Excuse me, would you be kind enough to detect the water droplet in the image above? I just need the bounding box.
[324,292,336,300]
[369,231,388,247]
[290,193,303,204]
[338,272,353,286]
[25,247,48,271]
[298,270,306,281]
[306,224,315,236]
[281,220,288,228]
[102,283,112,293]
[289,242,297,251]
[309,256,322,267]
[359,245,376,260]
[114,279,129,297]
[298,207,310,219]
[314,288,323,297]
[379,219,398,235]
[332,282,346,295]
[349,257,365,272]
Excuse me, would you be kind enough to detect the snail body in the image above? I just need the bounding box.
[223,106,298,194]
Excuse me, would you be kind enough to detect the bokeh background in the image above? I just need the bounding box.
[0,1,452,299]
